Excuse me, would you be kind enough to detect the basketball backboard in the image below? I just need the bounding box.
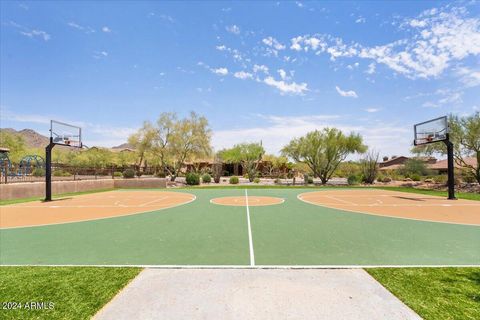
[50,120,82,148]
[413,116,448,146]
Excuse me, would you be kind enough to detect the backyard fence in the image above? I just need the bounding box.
[0,163,155,184]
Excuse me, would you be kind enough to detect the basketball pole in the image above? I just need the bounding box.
[45,137,54,202]
[444,134,456,200]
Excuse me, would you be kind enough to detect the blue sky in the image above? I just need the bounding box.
[1,1,479,157]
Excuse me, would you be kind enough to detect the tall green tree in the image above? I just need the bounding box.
[0,131,26,162]
[282,128,367,184]
[219,142,265,182]
[413,113,480,183]
[128,112,212,181]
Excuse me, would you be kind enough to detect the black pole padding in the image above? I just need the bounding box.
[444,139,456,200]
[45,138,54,202]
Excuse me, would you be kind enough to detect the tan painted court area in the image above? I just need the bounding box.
[210,196,285,206]
[0,191,195,229]
[298,189,480,225]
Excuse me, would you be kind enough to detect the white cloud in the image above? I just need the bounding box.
[211,67,228,76]
[335,86,358,98]
[216,45,227,51]
[20,29,51,41]
[286,6,480,79]
[212,114,410,156]
[355,17,366,23]
[366,62,376,74]
[264,76,308,95]
[455,66,480,87]
[253,64,269,74]
[234,71,253,80]
[226,24,240,35]
[7,21,51,41]
[67,22,95,34]
[159,14,175,23]
[262,36,286,50]
[101,26,111,33]
[365,108,380,113]
[277,69,287,80]
[295,1,304,8]
[93,51,108,59]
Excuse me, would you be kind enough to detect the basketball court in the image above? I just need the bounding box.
[1,188,479,267]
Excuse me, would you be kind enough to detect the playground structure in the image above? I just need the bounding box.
[0,149,46,183]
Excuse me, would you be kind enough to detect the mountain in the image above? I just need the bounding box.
[112,142,133,150]
[0,128,50,148]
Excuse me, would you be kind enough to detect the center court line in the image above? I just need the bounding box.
[245,189,255,266]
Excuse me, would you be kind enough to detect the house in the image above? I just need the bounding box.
[378,156,437,171]
[428,157,478,174]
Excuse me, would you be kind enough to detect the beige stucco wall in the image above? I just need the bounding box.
[0,178,166,201]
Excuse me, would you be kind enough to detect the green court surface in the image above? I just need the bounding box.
[0,188,479,266]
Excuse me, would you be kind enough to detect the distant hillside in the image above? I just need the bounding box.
[112,142,133,150]
[0,128,50,149]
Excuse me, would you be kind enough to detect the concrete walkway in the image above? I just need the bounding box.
[94,268,421,320]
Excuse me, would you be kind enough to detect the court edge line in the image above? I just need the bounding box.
[297,192,480,227]
[0,193,197,230]
[245,189,255,266]
[1,264,478,269]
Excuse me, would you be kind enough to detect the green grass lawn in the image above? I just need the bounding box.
[0,266,141,320]
[367,267,480,320]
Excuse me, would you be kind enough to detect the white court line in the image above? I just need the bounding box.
[245,189,255,266]
[2,264,478,269]
[325,195,358,206]
[0,194,197,230]
[139,196,168,207]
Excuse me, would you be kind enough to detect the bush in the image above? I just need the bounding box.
[53,170,71,177]
[347,174,359,185]
[229,176,239,184]
[123,168,135,178]
[32,168,45,177]
[253,178,260,183]
[155,172,166,178]
[410,174,421,181]
[136,171,143,177]
[308,177,314,184]
[186,173,200,185]
[202,173,212,183]
[113,171,123,177]
[382,176,392,183]
[274,178,281,184]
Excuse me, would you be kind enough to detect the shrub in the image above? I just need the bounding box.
[136,171,143,177]
[229,176,239,184]
[155,172,166,178]
[32,168,45,177]
[186,173,200,185]
[53,170,71,177]
[253,178,260,183]
[123,168,135,178]
[202,173,212,183]
[410,174,421,181]
[274,178,281,184]
[382,176,392,183]
[113,171,123,177]
[347,174,359,185]
[308,177,314,184]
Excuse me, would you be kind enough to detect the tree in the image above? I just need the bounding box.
[0,131,26,162]
[361,150,379,184]
[128,112,212,181]
[218,142,265,182]
[281,128,367,184]
[128,121,156,171]
[167,112,212,181]
[262,154,290,177]
[413,113,480,183]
